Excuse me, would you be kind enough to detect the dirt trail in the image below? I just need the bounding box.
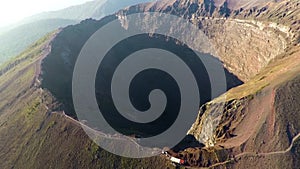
[51,111,135,142]
[50,111,162,157]
[199,132,300,169]
[34,31,60,82]
[235,132,300,158]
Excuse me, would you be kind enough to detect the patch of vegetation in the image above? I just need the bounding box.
[255,83,270,94]
[47,120,57,129]
[25,99,41,118]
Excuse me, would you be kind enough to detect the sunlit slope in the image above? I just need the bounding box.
[0,31,171,169]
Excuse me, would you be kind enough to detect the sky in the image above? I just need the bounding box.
[0,0,93,27]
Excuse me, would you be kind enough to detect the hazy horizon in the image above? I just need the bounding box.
[0,0,95,28]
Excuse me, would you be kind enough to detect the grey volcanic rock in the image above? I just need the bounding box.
[120,0,295,81]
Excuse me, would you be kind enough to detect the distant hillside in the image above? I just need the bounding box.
[22,0,154,23]
[0,0,154,65]
[0,19,77,64]
[20,0,108,23]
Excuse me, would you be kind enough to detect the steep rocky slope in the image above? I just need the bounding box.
[121,0,299,81]
[117,0,300,168]
[185,46,300,168]
[116,0,300,168]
